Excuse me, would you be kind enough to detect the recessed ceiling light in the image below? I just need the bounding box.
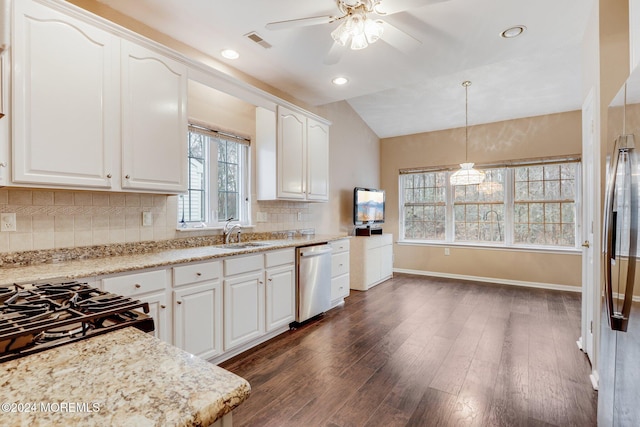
[500,25,526,39]
[332,76,349,86]
[221,49,240,59]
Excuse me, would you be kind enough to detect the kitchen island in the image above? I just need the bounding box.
[0,327,250,426]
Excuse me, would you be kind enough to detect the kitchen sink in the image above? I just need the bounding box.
[220,241,275,249]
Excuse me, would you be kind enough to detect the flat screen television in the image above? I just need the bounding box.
[354,187,385,225]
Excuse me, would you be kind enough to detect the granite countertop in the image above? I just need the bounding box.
[0,234,349,286]
[0,327,250,427]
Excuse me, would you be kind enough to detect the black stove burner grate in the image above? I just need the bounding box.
[0,281,154,362]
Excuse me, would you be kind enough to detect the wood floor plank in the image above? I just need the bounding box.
[220,274,597,427]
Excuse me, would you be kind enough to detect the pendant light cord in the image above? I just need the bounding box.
[463,80,471,163]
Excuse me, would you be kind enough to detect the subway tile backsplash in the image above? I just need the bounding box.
[0,188,316,253]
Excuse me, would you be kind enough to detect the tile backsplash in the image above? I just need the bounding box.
[0,188,316,253]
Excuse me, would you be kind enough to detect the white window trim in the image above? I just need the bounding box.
[398,162,581,252]
[178,126,251,230]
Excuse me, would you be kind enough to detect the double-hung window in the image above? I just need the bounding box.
[400,158,580,250]
[178,124,250,227]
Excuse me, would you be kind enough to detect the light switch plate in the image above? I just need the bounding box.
[142,211,153,227]
[1,213,16,232]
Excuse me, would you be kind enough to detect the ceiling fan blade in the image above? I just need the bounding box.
[323,42,345,65]
[380,20,422,54]
[266,15,335,31]
[375,0,449,16]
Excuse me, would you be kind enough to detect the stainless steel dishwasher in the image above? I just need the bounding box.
[296,244,333,322]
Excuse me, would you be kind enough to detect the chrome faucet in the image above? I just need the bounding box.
[223,218,242,244]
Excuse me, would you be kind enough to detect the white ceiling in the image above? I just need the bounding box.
[95,0,595,138]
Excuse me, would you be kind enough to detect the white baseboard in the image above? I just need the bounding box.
[393,268,582,293]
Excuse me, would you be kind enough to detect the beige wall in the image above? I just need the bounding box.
[381,111,583,288]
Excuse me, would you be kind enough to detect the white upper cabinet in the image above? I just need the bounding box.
[256,106,330,202]
[12,0,117,188]
[10,0,187,193]
[277,106,307,199]
[121,40,187,193]
[306,118,329,201]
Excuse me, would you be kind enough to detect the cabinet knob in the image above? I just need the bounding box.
[134,284,141,289]
[125,174,130,179]
[268,278,273,282]
[160,305,166,309]
[177,301,182,305]
[196,272,202,276]
[259,281,264,285]
[0,162,7,168]
[106,173,112,178]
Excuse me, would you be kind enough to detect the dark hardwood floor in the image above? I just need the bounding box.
[220,273,597,427]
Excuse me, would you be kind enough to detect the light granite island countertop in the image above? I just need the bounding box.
[0,327,250,427]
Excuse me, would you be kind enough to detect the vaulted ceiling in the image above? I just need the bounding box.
[96,0,594,138]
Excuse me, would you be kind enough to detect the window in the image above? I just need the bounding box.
[178,125,249,227]
[400,159,580,249]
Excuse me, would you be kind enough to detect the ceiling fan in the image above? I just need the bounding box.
[265,0,441,64]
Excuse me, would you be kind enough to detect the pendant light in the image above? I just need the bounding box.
[450,81,485,186]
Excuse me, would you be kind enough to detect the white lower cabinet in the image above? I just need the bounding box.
[265,249,296,331]
[173,281,223,360]
[224,268,265,351]
[330,239,350,307]
[101,269,170,343]
[139,291,170,343]
[350,234,393,291]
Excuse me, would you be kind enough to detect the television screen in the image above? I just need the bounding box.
[354,187,385,225]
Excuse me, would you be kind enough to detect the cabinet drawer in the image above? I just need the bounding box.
[102,269,166,297]
[265,248,295,268]
[173,261,221,287]
[331,274,350,300]
[332,252,350,277]
[330,239,350,253]
[224,254,264,276]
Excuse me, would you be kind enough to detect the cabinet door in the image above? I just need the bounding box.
[224,271,265,350]
[121,40,187,193]
[12,0,116,188]
[365,246,382,286]
[331,274,350,301]
[306,118,329,201]
[266,264,295,331]
[277,106,306,199]
[139,291,170,343]
[174,281,223,360]
[380,243,393,280]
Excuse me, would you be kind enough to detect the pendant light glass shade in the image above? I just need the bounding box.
[450,81,485,186]
[450,163,485,185]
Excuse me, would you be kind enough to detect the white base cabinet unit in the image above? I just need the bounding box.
[173,261,223,360]
[101,269,170,343]
[330,239,350,307]
[223,254,266,351]
[349,234,393,291]
[265,249,296,331]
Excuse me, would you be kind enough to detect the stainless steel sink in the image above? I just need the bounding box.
[220,241,274,249]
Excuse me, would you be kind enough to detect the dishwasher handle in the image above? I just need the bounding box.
[298,245,332,257]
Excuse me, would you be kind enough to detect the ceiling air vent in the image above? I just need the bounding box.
[245,32,272,49]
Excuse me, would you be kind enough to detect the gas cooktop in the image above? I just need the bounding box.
[0,281,153,362]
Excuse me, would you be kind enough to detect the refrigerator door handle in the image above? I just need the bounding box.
[604,135,638,332]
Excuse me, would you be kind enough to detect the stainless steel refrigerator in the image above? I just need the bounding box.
[599,76,640,426]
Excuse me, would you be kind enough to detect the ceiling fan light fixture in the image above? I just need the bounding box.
[364,19,384,44]
[351,32,369,50]
[331,4,384,50]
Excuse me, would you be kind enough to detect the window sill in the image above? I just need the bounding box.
[176,224,256,232]
[396,239,582,255]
